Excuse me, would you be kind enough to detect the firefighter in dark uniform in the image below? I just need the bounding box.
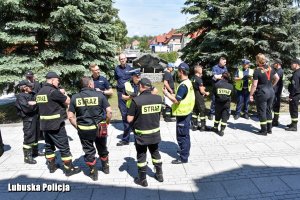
[250,53,279,135]
[191,64,210,131]
[127,78,163,187]
[163,63,175,122]
[164,63,195,164]
[272,59,284,126]
[286,59,300,131]
[212,73,233,136]
[68,76,112,181]
[15,80,39,164]
[114,54,133,146]
[116,69,141,146]
[36,72,81,176]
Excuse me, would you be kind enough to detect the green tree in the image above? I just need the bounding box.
[113,17,128,52]
[157,52,178,63]
[0,0,120,93]
[181,0,300,69]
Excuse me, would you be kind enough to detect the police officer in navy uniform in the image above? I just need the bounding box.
[212,72,233,136]
[89,63,113,98]
[163,63,175,122]
[68,76,112,181]
[209,57,228,120]
[164,63,195,164]
[191,64,210,131]
[36,72,81,176]
[286,59,300,131]
[272,59,284,126]
[15,80,40,164]
[127,78,164,187]
[234,59,253,120]
[114,54,133,146]
[250,54,279,135]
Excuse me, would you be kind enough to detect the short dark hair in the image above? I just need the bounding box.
[222,72,231,81]
[179,68,188,75]
[193,63,202,72]
[80,76,92,88]
[220,57,226,61]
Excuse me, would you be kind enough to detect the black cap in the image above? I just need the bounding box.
[291,59,300,65]
[25,70,34,77]
[140,78,152,87]
[126,69,141,76]
[273,59,282,65]
[18,80,34,87]
[45,72,60,79]
[178,62,190,72]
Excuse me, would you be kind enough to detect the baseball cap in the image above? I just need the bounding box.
[18,80,34,87]
[140,78,152,87]
[45,72,60,79]
[273,58,282,65]
[178,62,190,72]
[167,63,175,68]
[291,59,300,65]
[25,70,34,77]
[242,59,251,65]
[127,69,141,76]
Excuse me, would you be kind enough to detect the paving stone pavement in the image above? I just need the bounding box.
[1,114,300,200]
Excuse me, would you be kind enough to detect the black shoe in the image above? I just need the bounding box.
[285,127,297,131]
[23,148,37,164]
[134,177,148,187]
[218,130,224,136]
[234,114,240,120]
[100,158,110,174]
[199,126,211,132]
[192,126,198,131]
[116,141,129,146]
[47,159,58,173]
[256,130,267,136]
[211,127,218,133]
[88,165,98,181]
[286,124,292,128]
[171,159,187,164]
[244,113,249,120]
[64,162,81,177]
[267,130,272,134]
[155,173,164,182]
[272,121,279,127]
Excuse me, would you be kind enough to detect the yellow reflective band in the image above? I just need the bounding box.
[142,104,161,114]
[32,143,38,146]
[152,159,162,164]
[23,145,32,149]
[192,115,198,118]
[137,162,147,168]
[76,97,98,107]
[36,95,48,103]
[40,114,60,120]
[165,112,171,114]
[199,117,206,120]
[77,125,97,130]
[267,120,272,123]
[217,88,231,95]
[61,156,72,161]
[45,154,55,159]
[135,127,160,134]
[220,122,227,126]
[274,112,280,115]
[292,118,298,122]
[214,120,220,123]
[260,121,267,125]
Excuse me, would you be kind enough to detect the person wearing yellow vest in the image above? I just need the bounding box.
[163,63,195,164]
[234,59,253,120]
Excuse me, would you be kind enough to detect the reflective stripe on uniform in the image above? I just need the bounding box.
[292,118,298,122]
[137,162,147,168]
[77,125,97,130]
[152,159,162,164]
[199,116,206,120]
[220,122,227,126]
[135,127,160,134]
[61,156,72,161]
[192,115,198,119]
[267,120,272,123]
[274,112,280,115]
[23,144,32,149]
[32,143,38,146]
[260,121,267,125]
[45,154,55,159]
[214,120,220,123]
[40,114,60,120]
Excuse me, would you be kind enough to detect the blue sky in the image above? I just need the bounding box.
[114,0,190,37]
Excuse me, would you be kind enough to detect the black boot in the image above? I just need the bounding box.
[218,125,225,137]
[272,115,279,126]
[32,145,44,157]
[47,158,57,173]
[134,167,148,187]
[267,123,272,134]
[257,124,267,136]
[191,115,198,131]
[100,156,109,174]
[154,163,164,182]
[23,148,37,164]
[63,160,81,177]
[199,120,210,132]
[87,161,98,181]
[285,122,298,131]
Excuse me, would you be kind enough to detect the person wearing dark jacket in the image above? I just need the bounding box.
[15,80,40,164]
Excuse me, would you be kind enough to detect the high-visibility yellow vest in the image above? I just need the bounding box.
[172,79,195,116]
[234,68,254,91]
[125,81,139,108]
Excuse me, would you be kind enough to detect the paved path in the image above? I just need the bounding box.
[1,114,300,200]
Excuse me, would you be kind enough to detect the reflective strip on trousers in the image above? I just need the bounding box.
[292,118,298,122]
[199,116,206,120]
[214,120,220,124]
[77,125,97,130]
[40,114,60,120]
[135,127,160,134]
[46,154,55,159]
[137,162,147,168]
[61,156,72,161]
[23,144,32,149]
[152,159,162,164]
[267,120,272,123]
[260,121,267,125]
[274,112,280,115]
[192,115,198,119]
[220,122,227,126]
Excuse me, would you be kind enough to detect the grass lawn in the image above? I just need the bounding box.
[0,82,294,124]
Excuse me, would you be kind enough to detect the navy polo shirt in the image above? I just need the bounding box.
[234,68,250,89]
[212,64,228,82]
[114,64,133,91]
[92,75,111,91]
[175,84,188,101]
